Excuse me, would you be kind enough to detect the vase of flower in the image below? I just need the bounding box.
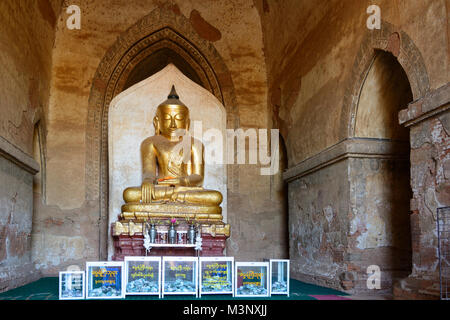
[168,218,177,244]
[188,224,196,244]
[149,224,157,243]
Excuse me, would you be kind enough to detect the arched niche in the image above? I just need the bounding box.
[354,50,413,141]
[108,64,228,259]
[352,50,414,281]
[340,21,430,139]
[86,8,238,259]
[339,23,431,284]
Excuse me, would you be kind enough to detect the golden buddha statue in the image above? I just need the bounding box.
[112,85,230,256]
[120,86,224,220]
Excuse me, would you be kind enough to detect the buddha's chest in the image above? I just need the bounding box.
[153,141,189,174]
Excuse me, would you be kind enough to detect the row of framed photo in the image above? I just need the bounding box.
[59,257,289,299]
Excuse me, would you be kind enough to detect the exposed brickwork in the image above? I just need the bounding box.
[394,84,449,298]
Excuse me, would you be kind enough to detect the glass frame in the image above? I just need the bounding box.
[198,257,234,297]
[269,259,290,296]
[162,256,198,298]
[86,261,125,299]
[59,271,85,300]
[124,256,162,297]
[234,262,270,298]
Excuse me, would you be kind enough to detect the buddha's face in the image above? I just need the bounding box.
[155,105,190,138]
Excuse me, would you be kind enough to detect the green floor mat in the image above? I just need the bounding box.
[0,277,348,300]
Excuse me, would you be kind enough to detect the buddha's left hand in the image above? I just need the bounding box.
[157,177,185,186]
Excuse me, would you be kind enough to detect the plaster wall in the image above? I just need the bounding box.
[0,157,35,291]
[259,0,448,164]
[0,0,60,291]
[355,51,412,141]
[0,0,59,153]
[287,160,349,290]
[258,0,448,295]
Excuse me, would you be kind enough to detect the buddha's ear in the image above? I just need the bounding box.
[153,116,160,135]
[186,118,190,132]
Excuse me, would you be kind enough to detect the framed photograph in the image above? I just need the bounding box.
[162,256,198,298]
[86,261,125,299]
[235,262,269,297]
[199,257,234,297]
[124,256,161,297]
[59,271,85,300]
[269,259,289,296]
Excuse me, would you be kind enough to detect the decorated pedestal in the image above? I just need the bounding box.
[111,207,230,260]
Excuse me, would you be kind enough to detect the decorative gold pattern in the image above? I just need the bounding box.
[113,221,231,238]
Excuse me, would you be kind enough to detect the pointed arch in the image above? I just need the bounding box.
[85,7,238,259]
[340,20,430,139]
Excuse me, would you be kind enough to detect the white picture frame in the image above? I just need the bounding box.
[198,257,234,297]
[269,259,290,296]
[124,256,162,297]
[86,261,125,299]
[235,262,269,298]
[162,256,198,298]
[59,271,85,300]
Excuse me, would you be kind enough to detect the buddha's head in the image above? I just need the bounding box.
[154,86,190,139]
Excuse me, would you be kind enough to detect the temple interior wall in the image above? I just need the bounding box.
[258,0,448,296]
[0,0,61,291]
[259,0,447,161]
[0,156,36,291]
[31,0,288,276]
[287,160,350,290]
[0,0,447,297]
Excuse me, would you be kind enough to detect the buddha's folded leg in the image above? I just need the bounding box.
[178,190,223,206]
[124,185,223,206]
[123,187,141,203]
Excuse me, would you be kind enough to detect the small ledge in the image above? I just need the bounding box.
[0,135,39,174]
[399,83,450,127]
[146,243,197,248]
[283,138,409,182]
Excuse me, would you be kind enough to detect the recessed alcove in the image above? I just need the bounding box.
[107,63,227,259]
[353,50,413,281]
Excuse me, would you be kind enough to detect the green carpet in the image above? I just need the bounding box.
[0,277,348,300]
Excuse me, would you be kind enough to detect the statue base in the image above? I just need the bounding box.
[111,233,228,260]
[110,204,230,260]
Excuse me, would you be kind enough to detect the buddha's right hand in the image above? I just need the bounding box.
[141,182,154,203]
